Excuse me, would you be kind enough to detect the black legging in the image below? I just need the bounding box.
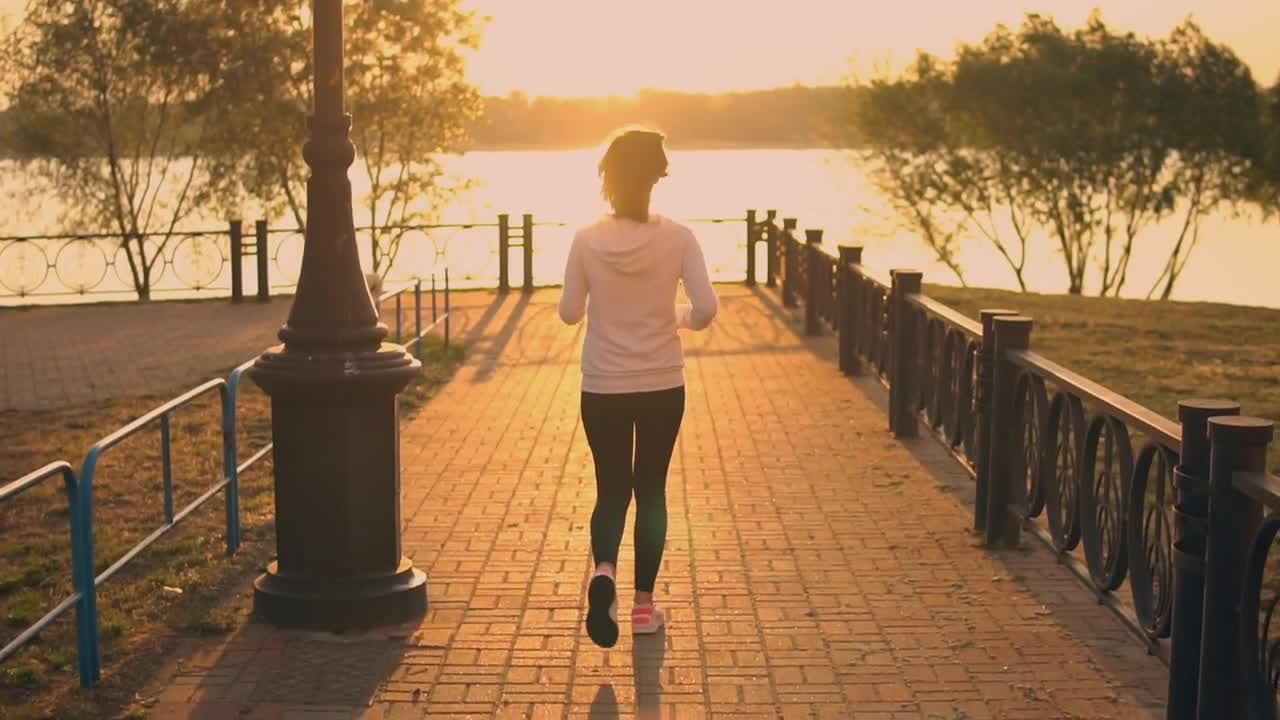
[581,386,685,593]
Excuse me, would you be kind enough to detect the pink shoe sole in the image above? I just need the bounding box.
[632,605,665,635]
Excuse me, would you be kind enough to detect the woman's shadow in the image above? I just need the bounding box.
[589,630,667,720]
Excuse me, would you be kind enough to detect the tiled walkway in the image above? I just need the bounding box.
[0,298,291,410]
[0,291,453,410]
[142,286,1167,719]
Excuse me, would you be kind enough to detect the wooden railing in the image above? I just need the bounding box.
[750,211,1279,719]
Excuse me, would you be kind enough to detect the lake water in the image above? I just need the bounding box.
[1,149,1277,308]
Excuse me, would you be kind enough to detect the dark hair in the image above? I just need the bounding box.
[598,126,668,213]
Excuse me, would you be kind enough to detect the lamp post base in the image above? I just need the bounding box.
[253,558,426,630]
[248,342,424,632]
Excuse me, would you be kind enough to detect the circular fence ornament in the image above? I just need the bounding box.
[1015,373,1049,519]
[1127,442,1177,639]
[171,236,226,289]
[54,239,110,294]
[272,231,305,284]
[931,326,952,430]
[113,238,166,292]
[0,241,50,295]
[1045,392,1086,553]
[1241,515,1280,719]
[1080,414,1134,592]
[960,340,980,460]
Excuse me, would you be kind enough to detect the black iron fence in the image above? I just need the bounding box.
[0,215,561,304]
[1,213,754,305]
[753,211,1279,719]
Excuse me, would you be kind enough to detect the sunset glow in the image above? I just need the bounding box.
[461,0,1280,96]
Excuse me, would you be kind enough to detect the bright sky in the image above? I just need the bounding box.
[1,1,1276,97]
[460,0,1280,96]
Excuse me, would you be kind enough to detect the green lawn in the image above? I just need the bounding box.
[926,284,1280,474]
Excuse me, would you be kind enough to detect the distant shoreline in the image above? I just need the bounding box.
[0,143,850,161]
[462,141,844,152]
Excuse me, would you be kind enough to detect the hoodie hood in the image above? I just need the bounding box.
[587,215,664,275]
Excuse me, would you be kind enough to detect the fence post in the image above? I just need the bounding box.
[745,209,757,287]
[888,269,923,438]
[444,268,451,349]
[1166,399,1240,720]
[219,386,240,556]
[781,218,798,308]
[804,230,823,336]
[1196,416,1274,720]
[394,293,402,344]
[254,220,269,302]
[414,279,423,358]
[230,220,244,303]
[497,213,510,294]
[765,209,779,288]
[973,309,1019,534]
[522,213,534,293]
[837,246,863,375]
[985,315,1033,548]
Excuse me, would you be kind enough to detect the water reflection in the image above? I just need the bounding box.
[3,150,1276,308]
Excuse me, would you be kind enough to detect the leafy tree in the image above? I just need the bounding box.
[1254,77,1280,216]
[850,56,968,284]
[8,0,226,300]
[210,0,483,278]
[846,13,1264,299]
[1074,17,1175,297]
[947,24,1041,291]
[1002,14,1106,296]
[1146,21,1263,300]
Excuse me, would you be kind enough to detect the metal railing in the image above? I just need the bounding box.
[755,209,1279,719]
[0,271,453,687]
[0,463,93,683]
[382,273,453,354]
[2,213,749,305]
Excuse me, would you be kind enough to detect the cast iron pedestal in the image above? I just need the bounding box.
[247,0,426,630]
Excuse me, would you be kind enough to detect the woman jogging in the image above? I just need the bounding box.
[557,127,719,648]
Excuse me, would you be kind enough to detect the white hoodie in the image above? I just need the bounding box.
[558,214,719,394]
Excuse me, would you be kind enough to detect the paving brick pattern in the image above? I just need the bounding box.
[0,299,292,410]
[0,291,446,411]
[141,286,1167,719]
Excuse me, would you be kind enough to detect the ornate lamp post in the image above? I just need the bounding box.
[248,0,427,628]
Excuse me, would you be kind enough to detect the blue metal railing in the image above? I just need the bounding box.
[0,268,454,687]
[76,379,231,685]
[0,462,94,684]
[381,272,453,355]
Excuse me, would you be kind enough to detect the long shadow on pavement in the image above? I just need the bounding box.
[148,622,411,718]
[842,344,1168,716]
[586,630,668,720]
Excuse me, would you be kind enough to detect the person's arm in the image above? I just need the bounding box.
[676,231,718,330]
[558,233,588,325]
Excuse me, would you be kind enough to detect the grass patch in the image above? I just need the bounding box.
[925,284,1280,474]
[0,333,463,720]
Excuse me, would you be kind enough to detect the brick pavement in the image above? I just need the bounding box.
[0,298,292,410]
[139,286,1168,719]
[0,291,463,411]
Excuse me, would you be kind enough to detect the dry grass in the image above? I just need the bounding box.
[0,336,463,720]
[926,285,1280,474]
